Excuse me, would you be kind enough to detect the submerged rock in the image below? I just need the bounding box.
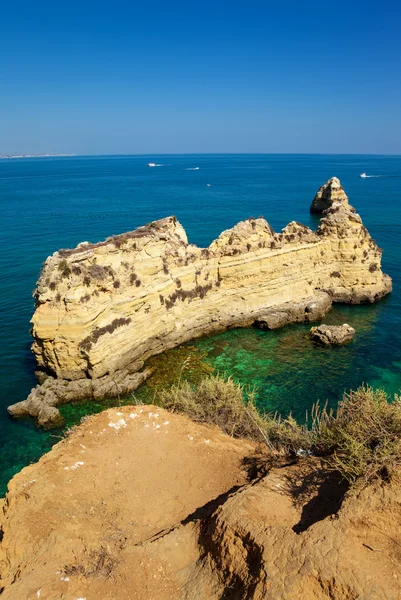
[8,177,391,426]
[310,323,356,345]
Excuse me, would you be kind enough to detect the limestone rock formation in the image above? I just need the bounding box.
[310,176,349,213]
[0,407,400,599]
[8,178,391,426]
[309,323,356,345]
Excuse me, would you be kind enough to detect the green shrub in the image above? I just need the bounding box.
[315,386,401,484]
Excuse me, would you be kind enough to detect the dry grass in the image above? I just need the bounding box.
[63,546,118,579]
[156,377,401,487]
[157,376,267,441]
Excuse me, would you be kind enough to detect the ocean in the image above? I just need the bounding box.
[1,154,401,495]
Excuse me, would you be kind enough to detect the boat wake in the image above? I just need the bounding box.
[185,167,199,170]
[360,172,401,178]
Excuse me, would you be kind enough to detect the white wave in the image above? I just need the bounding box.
[360,172,385,178]
[185,167,199,170]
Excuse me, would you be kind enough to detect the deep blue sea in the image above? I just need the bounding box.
[1,154,401,495]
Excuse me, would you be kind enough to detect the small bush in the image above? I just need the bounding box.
[311,387,401,485]
[330,271,341,278]
[83,275,91,287]
[130,272,137,284]
[369,263,378,273]
[113,280,120,289]
[88,264,108,280]
[49,281,56,291]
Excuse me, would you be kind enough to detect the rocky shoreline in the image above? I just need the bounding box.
[8,177,392,427]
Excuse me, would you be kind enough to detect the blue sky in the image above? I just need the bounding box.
[1,0,400,154]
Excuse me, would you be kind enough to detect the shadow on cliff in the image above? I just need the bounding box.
[284,466,350,534]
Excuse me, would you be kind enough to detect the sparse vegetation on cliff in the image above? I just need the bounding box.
[79,317,132,352]
[156,377,401,487]
[58,259,71,278]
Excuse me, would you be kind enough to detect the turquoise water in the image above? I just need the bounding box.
[1,154,401,494]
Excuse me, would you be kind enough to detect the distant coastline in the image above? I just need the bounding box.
[0,153,76,159]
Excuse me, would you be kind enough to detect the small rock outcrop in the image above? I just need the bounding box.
[7,369,152,428]
[310,176,349,213]
[309,323,356,345]
[8,178,391,426]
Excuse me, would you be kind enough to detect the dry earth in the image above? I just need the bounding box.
[1,407,401,600]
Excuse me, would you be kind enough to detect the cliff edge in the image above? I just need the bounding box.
[0,406,400,599]
[8,178,391,426]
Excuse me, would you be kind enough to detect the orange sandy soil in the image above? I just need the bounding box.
[0,405,400,600]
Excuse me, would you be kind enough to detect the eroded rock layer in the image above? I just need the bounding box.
[8,178,391,425]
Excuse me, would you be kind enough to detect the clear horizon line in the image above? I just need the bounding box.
[2,152,401,158]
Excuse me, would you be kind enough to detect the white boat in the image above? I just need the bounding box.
[148,162,156,167]
[360,172,367,178]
